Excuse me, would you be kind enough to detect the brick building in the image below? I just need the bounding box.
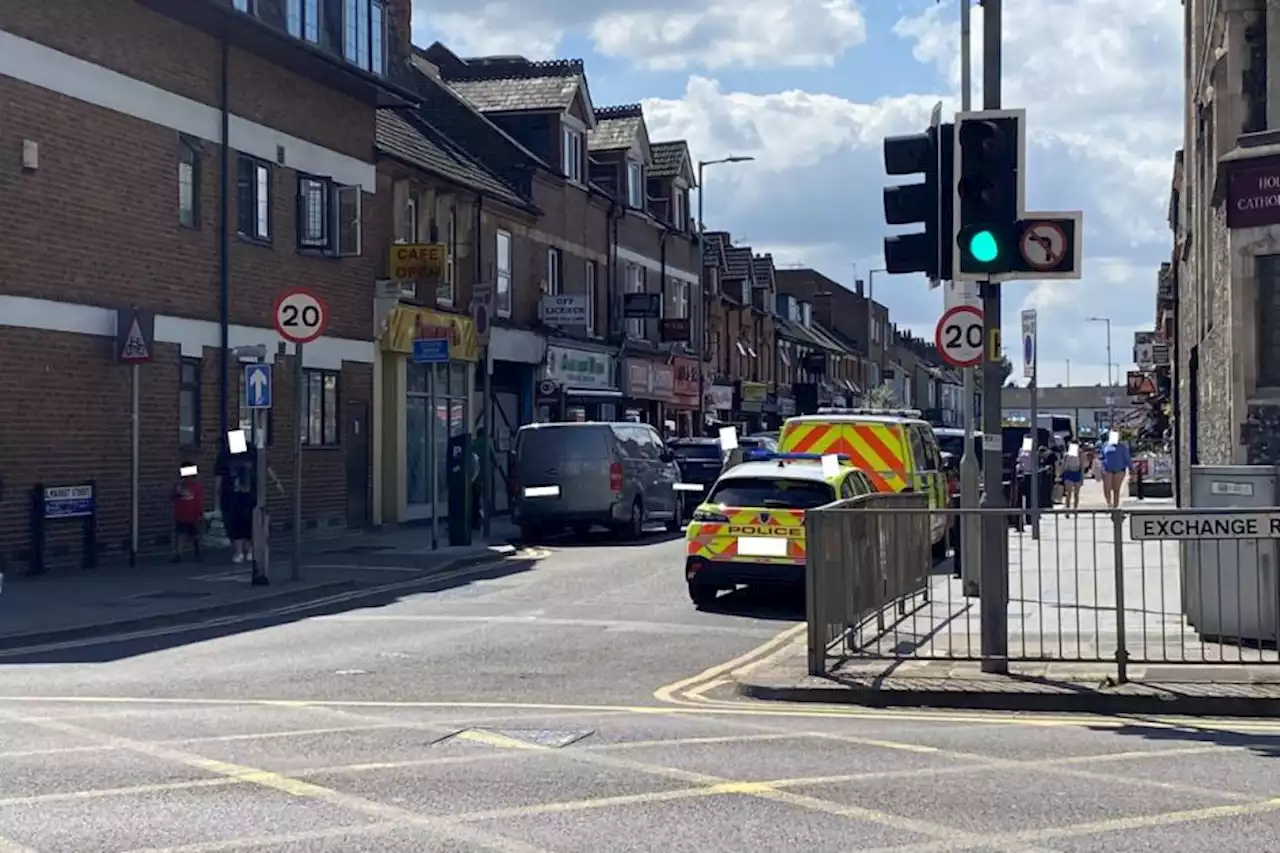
[0,0,412,570]
[775,267,890,391]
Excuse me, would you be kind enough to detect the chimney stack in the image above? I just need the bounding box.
[812,291,834,330]
[855,278,864,297]
[387,0,412,45]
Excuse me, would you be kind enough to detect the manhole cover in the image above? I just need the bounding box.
[132,590,214,601]
[440,728,595,748]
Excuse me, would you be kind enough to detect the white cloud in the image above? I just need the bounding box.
[412,0,866,70]
[637,0,1181,386]
[591,0,866,70]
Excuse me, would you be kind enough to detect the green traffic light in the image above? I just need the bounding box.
[969,229,999,262]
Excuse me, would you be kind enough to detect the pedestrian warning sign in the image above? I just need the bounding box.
[116,307,155,364]
[1127,370,1156,397]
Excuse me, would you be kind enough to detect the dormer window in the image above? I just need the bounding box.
[562,124,584,183]
[627,160,644,208]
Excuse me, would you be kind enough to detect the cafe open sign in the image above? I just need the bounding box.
[389,244,448,282]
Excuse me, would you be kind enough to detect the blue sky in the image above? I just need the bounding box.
[412,0,1182,389]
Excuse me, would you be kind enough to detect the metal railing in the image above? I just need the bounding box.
[805,491,932,675]
[806,501,1280,681]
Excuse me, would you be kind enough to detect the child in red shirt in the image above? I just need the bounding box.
[172,463,204,563]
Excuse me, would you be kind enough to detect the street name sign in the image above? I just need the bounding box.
[1130,512,1280,540]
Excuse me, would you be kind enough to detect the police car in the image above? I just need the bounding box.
[683,451,874,607]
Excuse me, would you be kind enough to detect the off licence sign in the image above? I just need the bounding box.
[389,244,447,282]
[1130,511,1280,540]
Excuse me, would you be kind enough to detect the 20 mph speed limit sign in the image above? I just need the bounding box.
[935,305,984,368]
[273,288,330,345]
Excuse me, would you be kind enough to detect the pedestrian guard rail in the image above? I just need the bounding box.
[807,504,1280,682]
[805,491,932,676]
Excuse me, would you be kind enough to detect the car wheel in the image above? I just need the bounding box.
[519,524,544,544]
[626,499,644,540]
[665,497,683,532]
[688,581,718,608]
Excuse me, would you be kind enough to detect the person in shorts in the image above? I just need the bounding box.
[215,436,258,570]
[1060,447,1084,511]
[171,463,204,563]
[1099,434,1131,509]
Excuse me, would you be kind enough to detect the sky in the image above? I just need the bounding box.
[411,0,1181,389]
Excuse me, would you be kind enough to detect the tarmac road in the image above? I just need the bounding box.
[3,528,1280,852]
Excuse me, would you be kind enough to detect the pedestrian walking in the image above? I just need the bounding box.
[215,435,258,573]
[1098,432,1131,509]
[1061,444,1083,512]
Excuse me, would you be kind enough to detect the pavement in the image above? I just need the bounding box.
[737,482,1280,716]
[5,521,1280,851]
[0,519,525,651]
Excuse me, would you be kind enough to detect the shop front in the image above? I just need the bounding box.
[623,358,675,427]
[377,305,478,525]
[669,357,701,437]
[777,391,796,420]
[540,343,620,422]
[704,383,734,433]
[736,381,768,433]
[483,326,547,517]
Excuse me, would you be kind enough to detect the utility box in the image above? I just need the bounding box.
[1184,465,1280,643]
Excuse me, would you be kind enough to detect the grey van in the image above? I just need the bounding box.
[511,422,683,542]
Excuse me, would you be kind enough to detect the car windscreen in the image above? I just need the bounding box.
[708,477,835,510]
[935,434,982,464]
[516,427,611,466]
[671,443,722,460]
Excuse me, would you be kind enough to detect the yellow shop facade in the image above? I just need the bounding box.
[374,304,479,525]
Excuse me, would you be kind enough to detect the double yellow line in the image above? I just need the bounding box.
[653,623,806,707]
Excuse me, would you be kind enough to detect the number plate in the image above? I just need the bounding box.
[736,537,788,557]
[523,486,560,498]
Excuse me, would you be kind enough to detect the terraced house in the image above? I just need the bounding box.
[588,106,702,435]
[0,0,410,570]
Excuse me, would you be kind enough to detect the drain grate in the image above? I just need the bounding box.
[321,545,394,555]
[437,728,595,748]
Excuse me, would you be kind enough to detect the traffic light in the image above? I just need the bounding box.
[882,122,953,282]
[953,109,1024,280]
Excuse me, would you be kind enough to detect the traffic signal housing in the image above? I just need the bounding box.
[882,122,953,283]
[952,109,1025,280]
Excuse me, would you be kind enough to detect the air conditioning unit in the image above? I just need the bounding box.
[375,279,416,300]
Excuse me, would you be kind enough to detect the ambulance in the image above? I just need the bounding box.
[683,452,874,607]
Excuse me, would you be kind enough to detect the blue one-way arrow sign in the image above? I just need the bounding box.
[244,363,272,409]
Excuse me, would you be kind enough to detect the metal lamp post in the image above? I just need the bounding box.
[1087,316,1114,425]
[696,156,754,433]
[866,268,886,399]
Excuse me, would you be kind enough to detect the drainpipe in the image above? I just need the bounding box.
[474,192,491,534]
[608,201,621,340]
[218,37,231,441]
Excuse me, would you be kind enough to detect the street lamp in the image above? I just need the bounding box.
[696,156,755,432]
[1085,316,1113,385]
[866,268,887,397]
[1086,316,1114,426]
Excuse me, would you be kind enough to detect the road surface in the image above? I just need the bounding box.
[2,528,1279,852]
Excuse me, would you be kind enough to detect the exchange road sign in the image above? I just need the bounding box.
[1130,511,1280,540]
[935,305,984,368]
[273,288,329,345]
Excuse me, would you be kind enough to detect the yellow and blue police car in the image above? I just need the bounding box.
[683,451,874,607]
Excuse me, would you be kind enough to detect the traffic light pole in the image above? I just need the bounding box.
[978,0,1009,674]
[958,0,980,598]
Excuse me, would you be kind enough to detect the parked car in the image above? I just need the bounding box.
[510,422,683,542]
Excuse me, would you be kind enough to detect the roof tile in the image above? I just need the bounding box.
[375,111,531,210]
[588,106,644,151]
[648,141,687,178]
